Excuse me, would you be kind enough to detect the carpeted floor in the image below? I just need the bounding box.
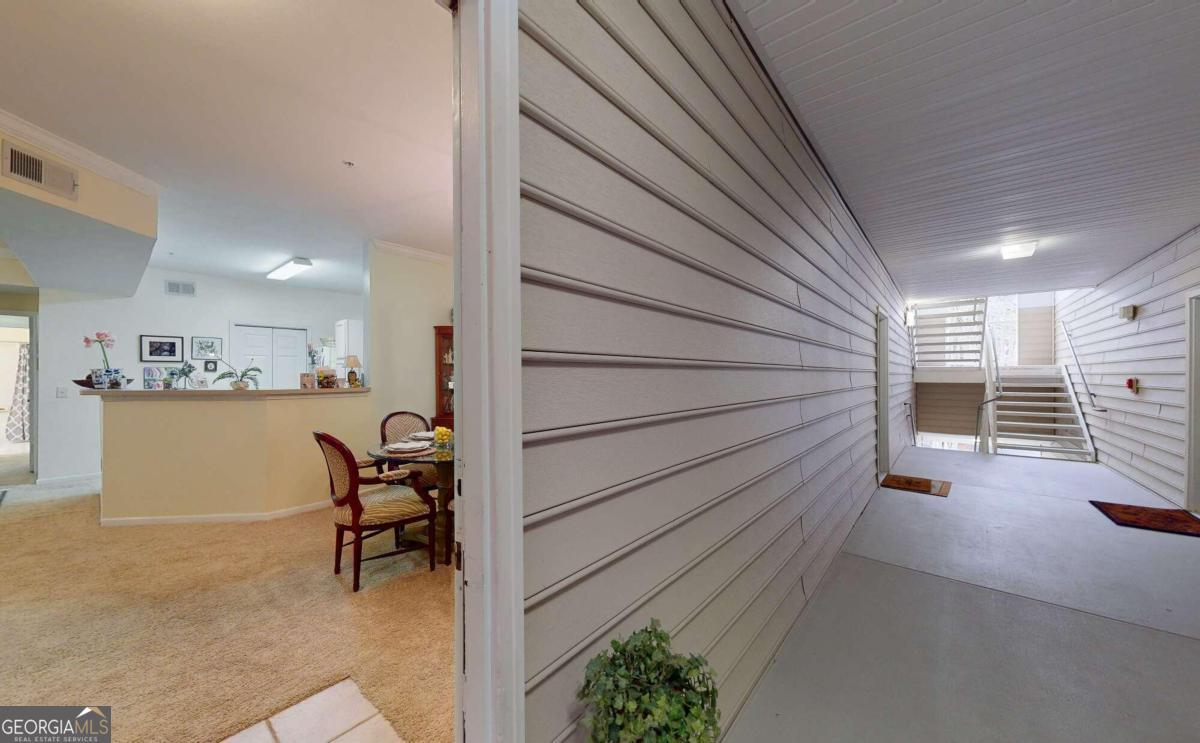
[0,488,454,742]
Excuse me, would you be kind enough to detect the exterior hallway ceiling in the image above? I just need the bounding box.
[729,0,1200,301]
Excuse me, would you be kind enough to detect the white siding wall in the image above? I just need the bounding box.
[1055,225,1200,506]
[518,1,914,739]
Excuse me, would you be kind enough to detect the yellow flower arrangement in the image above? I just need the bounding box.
[433,426,453,461]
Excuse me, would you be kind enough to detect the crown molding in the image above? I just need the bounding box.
[371,239,452,264]
[0,108,161,197]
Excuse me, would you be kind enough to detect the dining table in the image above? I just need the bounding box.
[366,444,454,564]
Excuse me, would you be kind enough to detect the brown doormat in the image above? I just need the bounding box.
[881,474,951,497]
[1090,501,1200,537]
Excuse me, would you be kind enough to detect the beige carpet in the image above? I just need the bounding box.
[0,489,453,742]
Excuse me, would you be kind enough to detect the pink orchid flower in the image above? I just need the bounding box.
[83,337,94,347]
[102,339,115,348]
[95,331,110,341]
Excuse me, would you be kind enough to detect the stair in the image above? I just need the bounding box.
[991,367,1094,462]
[912,298,987,368]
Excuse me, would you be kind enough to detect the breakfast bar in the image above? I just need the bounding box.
[83,387,372,524]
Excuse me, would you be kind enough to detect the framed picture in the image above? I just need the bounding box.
[203,360,218,373]
[191,336,223,360]
[140,335,184,363]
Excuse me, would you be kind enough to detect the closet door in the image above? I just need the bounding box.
[271,328,307,390]
[232,325,273,389]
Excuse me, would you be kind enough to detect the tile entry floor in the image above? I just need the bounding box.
[727,447,1200,743]
[224,679,404,743]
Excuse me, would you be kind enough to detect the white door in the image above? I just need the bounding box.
[272,328,307,390]
[233,325,273,389]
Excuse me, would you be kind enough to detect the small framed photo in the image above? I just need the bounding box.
[191,336,223,360]
[203,360,218,373]
[141,335,184,362]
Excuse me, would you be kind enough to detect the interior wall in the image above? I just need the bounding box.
[37,267,362,482]
[366,243,453,429]
[516,1,913,738]
[1055,224,1200,506]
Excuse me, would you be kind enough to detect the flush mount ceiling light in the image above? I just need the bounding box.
[266,257,313,280]
[1000,241,1038,260]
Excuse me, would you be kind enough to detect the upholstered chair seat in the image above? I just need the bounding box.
[333,487,428,526]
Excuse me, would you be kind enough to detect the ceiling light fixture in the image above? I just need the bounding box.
[1000,241,1038,260]
[266,257,313,280]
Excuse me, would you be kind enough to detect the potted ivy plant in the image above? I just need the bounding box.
[578,619,719,742]
[213,358,262,390]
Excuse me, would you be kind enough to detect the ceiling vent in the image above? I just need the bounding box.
[165,280,196,297]
[2,141,79,201]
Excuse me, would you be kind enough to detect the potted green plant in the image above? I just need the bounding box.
[213,358,262,390]
[578,619,719,742]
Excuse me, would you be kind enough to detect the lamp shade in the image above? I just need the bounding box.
[344,355,362,369]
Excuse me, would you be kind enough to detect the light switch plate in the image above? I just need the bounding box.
[56,386,67,398]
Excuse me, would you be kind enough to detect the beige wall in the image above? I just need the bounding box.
[0,130,156,238]
[1018,306,1055,365]
[1056,225,1200,506]
[366,244,453,429]
[517,1,913,738]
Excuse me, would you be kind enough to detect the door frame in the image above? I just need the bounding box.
[455,0,525,741]
[1185,290,1200,511]
[876,307,891,476]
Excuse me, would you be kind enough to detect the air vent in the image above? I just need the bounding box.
[165,280,196,297]
[2,141,78,201]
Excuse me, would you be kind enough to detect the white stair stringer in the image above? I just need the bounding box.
[990,366,1096,462]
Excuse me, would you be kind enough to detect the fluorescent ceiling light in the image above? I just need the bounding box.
[266,257,313,280]
[1000,241,1038,260]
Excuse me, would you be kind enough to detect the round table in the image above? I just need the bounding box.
[366,445,454,505]
[367,445,454,564]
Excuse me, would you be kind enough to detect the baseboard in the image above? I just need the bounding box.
[34,473,102,487]
[101,499,328,526]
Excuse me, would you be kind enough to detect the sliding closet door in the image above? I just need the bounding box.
[271,328,307,389]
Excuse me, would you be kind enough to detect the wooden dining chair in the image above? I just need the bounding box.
[379,410,438,485]
[313,431,437,591]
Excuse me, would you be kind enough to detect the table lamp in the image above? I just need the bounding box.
[344,355,363,387]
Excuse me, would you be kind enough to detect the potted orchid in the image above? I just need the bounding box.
[213,357,262,390]
[83,332,124,389]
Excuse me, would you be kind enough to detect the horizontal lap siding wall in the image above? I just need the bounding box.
[916,383,985,436]
[517,1,913,739]
[1055,225,1200,506]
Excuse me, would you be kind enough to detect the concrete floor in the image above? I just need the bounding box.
[727,447,1200,743]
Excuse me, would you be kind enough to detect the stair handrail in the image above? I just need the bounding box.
[1059,319,1107,413]
[974,396,1003,454]
[981,319,1000,453]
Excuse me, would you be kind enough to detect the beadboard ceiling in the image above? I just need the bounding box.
[729,0,1200,301]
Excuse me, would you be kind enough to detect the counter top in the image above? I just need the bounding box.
[82,387,370,400]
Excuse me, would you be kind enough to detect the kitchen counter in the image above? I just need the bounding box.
[88,386,374,524]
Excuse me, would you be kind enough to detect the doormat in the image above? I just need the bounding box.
[881,474,951,497]
[1090,501,1200,537]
